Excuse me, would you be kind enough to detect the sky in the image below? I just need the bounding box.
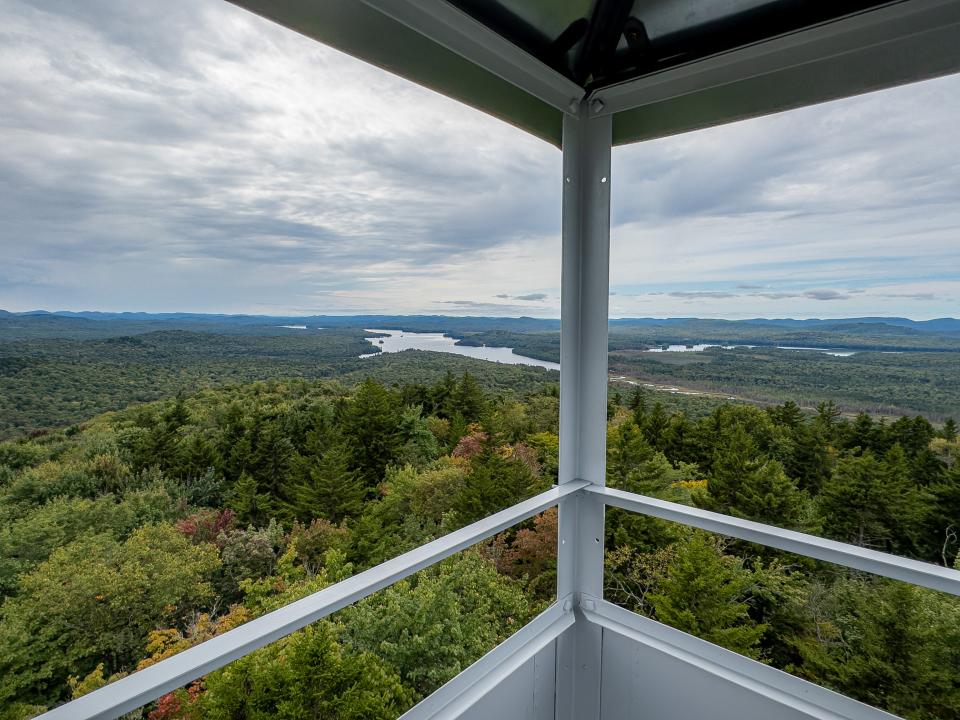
[1,0,959,320]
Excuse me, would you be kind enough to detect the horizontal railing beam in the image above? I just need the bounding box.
[589,484,960,596]
[38,481,588,720]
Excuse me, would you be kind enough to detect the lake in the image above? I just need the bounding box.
[357,330,860,369]
[359,329,561,371]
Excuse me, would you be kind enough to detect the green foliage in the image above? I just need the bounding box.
[818,449,926,552]
[696,425,809,529]
[611,533,771,659]
[0,485,182,595]
[0,525,219,705]
[453,447,539,524]
[799,578,960,719]
[340,379,408,489]
[198,622,412,720]
[217,522,282,600]
[0,341,958,718]
[339,552,535,699]
[288,445,365,523]
[351,460,468,565]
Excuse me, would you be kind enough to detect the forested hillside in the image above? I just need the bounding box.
[3,313,959,438]
[0,375,957,719]
[0,328,555,439]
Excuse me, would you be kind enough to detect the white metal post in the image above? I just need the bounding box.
[555,100,612,720]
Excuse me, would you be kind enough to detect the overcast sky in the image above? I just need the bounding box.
[2,0,959,319]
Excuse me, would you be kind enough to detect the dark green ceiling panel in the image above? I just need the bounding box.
[610,3,960,145]
[228,0,564,145]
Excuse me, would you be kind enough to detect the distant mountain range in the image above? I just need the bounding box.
[2,310,959,334]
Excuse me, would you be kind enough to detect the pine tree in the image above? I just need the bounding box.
[628,386,646,413]
[249,420,300,499]
[145,396,190,470]
[229,472,269,527]
[292,446,364,523]
[454,450,535,524]
[607,422,654,488]
[813,400,841,442]
[449,373,486,424]
[941,418,958,442]
[818,448,925,552]
[769,401,803,429]
[339,379,406,489]
[643,402,669,450]
[783,424,831,495]
[179,433,218,479]
[845,412,879,453]
[648,533,767,658]
[701,426,807,528]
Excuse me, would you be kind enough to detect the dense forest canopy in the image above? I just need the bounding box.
[0,364,958,719]
[2,313,959,442]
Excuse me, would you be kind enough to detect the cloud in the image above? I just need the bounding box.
[802,289,851,301]
[667,291,737,299]
[492,292,549,302]
[0,0,957,319]
[0,0,560,314]
[437,299,537,314]
[879,292,938,301]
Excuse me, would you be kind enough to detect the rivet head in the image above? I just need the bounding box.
[590,98,605,114]
[568,98,580,114]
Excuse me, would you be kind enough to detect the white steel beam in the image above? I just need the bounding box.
[35,481,588,720]
[589,484,960,596]
[556,101,613,720]
[358,0,584,114]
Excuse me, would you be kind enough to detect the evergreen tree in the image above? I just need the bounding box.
[628,386,646,413]
[339,379,406,489]
[941,418,958,441]
[845,412,880,454]
[921,460,960,566]
[769,401,803,429]
[248,420,300,499]
[216,402,248,482]
[803,579,960,719]
[818,448,925,552]
[661,412,693,465]
[179,433,218,480]
[228,472,269,527]
[198,622,411,720]
[781,423,831,495]
[643,402,669,450]
[449,373,486,424]
[701,426,807,528]
[428,371,458,417]
[144,396,190,470]
[606,422,654,488]
[454,449,535,524]
[291,447,364,523]
[648,533,767,658]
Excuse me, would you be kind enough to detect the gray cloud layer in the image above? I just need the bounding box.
[1,0,958,317]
